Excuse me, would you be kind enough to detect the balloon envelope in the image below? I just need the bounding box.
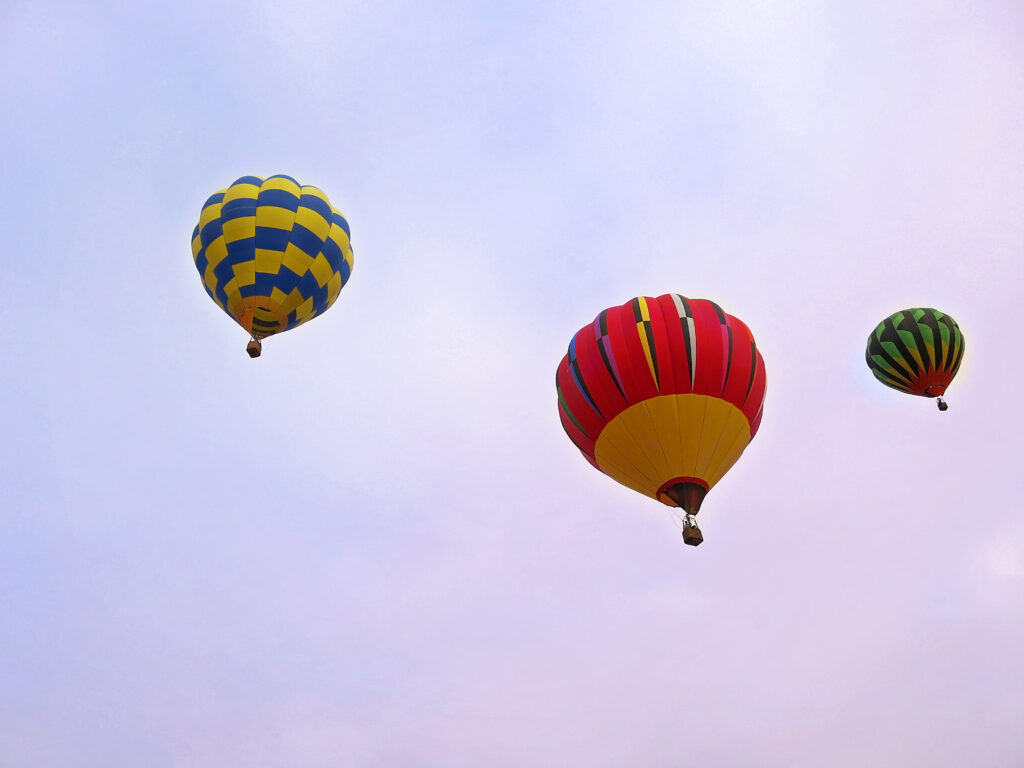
[191,174,354,343]
[865,307,964,400]
[556,295,767,517]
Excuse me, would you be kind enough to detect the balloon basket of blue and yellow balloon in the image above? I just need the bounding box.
[232,297,290,358]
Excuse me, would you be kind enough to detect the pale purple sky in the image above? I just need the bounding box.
[2,1,1024,766]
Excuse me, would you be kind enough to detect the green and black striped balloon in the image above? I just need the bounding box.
[865,308,965,403]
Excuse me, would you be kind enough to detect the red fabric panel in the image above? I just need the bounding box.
[654,294,693,396]
[556,294,768,468]
[690,299,726,397]
[572,320,630,422]
[555,356,605,444]
[558,402,596,461]
[607,303,659,404]
[721,315,754,411]
[743,350,767,429]
[646,295,676,395]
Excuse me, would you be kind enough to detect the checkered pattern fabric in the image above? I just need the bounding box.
[191,174,354,340]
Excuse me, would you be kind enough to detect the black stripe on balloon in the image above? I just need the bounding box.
[745,341,757,403]
[559,404,594,458]
[865,350,913,391]
[569,357,605,419]
[917,309,943,372]
[947,316,965,376]
[631,299,643,323]
[596,311,628,401]
[936,314,956,372]
[643,319,660,389]
[949,328,966,378]
[557,382,593,441]
[677,296,694,379]
[898,311,931,375]
[866,346,910,389]
[722,325,734,394]
[709,301,727,325]
[678,295,693,319]
[681,321,694,385]
[629,298,660,387]
[880,316,922,377]
[867,332,915,387]
[565,429,589,457]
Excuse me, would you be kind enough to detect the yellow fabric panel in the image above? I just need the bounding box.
[255,248,284,275]
[634,297,657,385]
[328,222,353,261]
[253,307,279,324]
[703,418,753,489]
[309,253,334,288]
[597,403,675,484]
[222,182,260,203]
[326,271,343,305]
[877,360,913,387]
[643,396,685,475]
[899,333,926,374]
[261,176,301,196]
[638,335,657,385]
[203,265,219,301]
[255,205,297,231]
[595,457,660,500]
[301,186,330,205]
[191,231,202,259]
[232,261,256,288]
[279,286,307,315]
[692,398,742,479]
[923,341,937,370]
[270,286,289,306]
[696,404,751,484]
[204,237,228,270]
[588,427,665,495]
[294,204,330,241]
[909,346,925,373]
[282,243,313,274]
[222,277,240,313]
[294,296,315,323]
[198,198,224,229]
[594,394,752,502]
[222,215,255,244]
[329,209,350,235]
[676,396,708,477]
[636,296,651,322]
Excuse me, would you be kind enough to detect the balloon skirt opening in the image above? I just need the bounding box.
[662,481,708,516]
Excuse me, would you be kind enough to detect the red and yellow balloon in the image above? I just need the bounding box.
[556,294,767,545]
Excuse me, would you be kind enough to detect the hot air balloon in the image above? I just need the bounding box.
[191,174,354,357]
[865,308,964,411]
[556,295,767,546]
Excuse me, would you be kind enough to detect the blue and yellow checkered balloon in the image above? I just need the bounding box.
[191,174,354,346]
